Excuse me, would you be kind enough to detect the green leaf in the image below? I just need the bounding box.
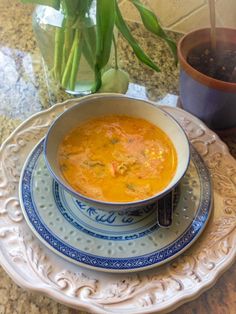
[94,0,116,91]
[115,1,160,72]
[21,0,60,10]
[131,0,177,65]
[96,0,116,69]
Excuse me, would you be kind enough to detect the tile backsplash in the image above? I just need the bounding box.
[120,0,236,33]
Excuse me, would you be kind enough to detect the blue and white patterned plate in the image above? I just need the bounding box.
[19,139,212,272]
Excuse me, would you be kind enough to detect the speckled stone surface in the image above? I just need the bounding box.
[0,1,236,314]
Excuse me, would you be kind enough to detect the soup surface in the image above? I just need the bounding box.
[58,115,177,202]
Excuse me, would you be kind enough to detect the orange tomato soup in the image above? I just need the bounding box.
[58,115,177,202]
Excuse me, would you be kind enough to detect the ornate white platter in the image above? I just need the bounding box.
[19,138,211,272]
[0,95,236,314]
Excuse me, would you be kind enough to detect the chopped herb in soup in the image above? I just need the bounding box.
[58,115,177,202]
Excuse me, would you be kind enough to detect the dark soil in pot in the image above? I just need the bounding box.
[187,43,236,83]
[178,28,236,131]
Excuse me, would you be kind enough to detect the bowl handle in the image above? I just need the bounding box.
[157,190,174,228]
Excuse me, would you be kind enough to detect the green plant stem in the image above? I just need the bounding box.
[112,34,118,70]
[69,29,82,90]
[93,63,102,92]
[82,25,96,70]
[62,26,74,75]
[61,31,77,88]
[53,26,64,80]
[93,0,115,92]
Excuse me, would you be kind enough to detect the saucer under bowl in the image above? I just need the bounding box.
[19,138,211,272]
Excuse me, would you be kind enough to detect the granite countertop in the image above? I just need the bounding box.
[0,1,236,313]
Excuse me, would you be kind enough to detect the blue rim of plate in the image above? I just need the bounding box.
[19,138,212,272]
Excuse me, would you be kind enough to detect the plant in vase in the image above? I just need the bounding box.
[22,0,177,95]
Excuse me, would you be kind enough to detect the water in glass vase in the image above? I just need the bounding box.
[32,3,99,95]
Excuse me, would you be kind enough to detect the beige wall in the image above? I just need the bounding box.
[120,0,236,33]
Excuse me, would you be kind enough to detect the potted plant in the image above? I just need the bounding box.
[22,0,177,95]
[178,27,236,131]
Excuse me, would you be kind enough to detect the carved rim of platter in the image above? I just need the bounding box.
[0,94,235,314]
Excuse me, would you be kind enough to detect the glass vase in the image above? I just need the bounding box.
[32,2,100,95]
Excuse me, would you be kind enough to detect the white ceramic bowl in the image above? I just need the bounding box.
[44,94,190,211]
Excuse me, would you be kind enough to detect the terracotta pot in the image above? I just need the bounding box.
[178,28,236,131]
